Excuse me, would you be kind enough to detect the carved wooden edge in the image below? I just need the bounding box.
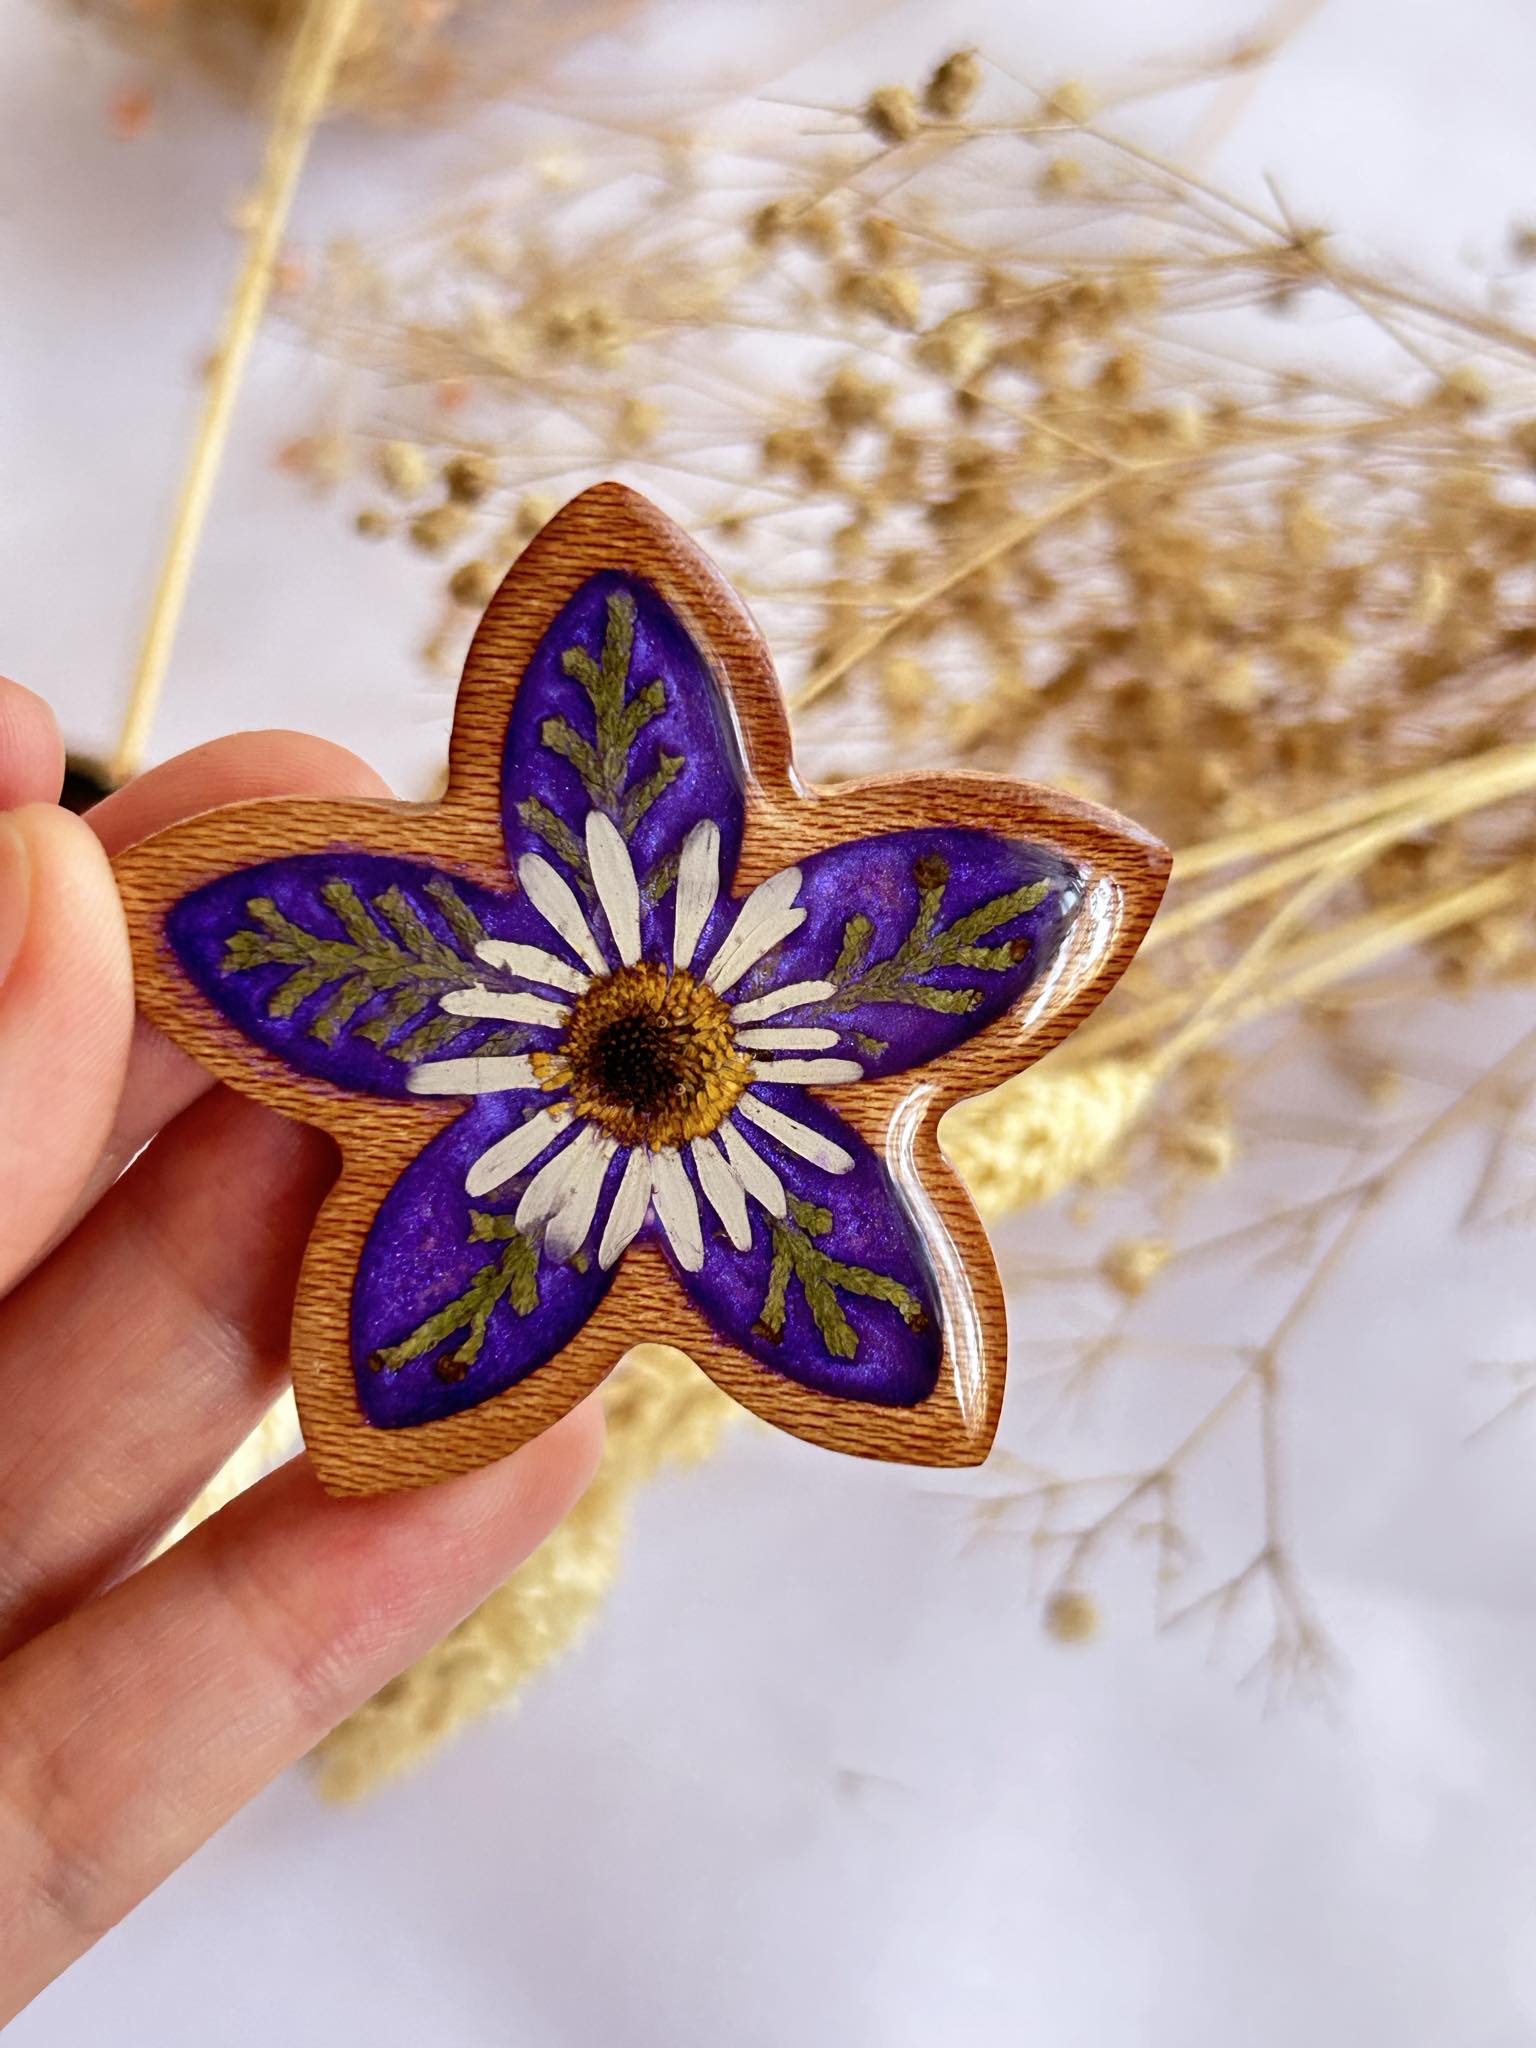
[111,484,1170,1495]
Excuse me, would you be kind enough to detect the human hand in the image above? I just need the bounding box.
[0,679,603,2020]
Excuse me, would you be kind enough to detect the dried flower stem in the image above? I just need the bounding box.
[1152,745,1536,951]
[1056,864,1527,1071]
[108,0,363,785]
[1006,1028,1536,1698]
[1173,741,1536,883]
[789,474,1118,711]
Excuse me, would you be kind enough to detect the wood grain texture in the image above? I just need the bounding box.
[112,484,1169,1495]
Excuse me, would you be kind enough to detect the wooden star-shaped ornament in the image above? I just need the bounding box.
[114,485,1169,1495]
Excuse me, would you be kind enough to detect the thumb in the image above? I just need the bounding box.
[0,804,133,1286]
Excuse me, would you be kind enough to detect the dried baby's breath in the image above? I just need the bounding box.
[923,48,982,121]
[446,557,500,608]
[291,47,1536,965]
[442,451,496,504]
[1043,1589,1100,1645]
[1101,1235,1172,1298]
[863,85,922,146]
[407,502,468,554]
[375,439,431,497]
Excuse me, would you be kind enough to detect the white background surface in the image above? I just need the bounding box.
[6,1,1536,2042]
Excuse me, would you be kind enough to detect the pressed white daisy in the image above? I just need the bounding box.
[407,811,861,1272]
[179,537,1104,1454]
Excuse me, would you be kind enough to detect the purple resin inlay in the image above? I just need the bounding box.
[730,827,1081,1080]
[167,854,572,1097]
[353,1099,616,1425]
[501,569,746,960]
[164,567,1086,1432]
[663,1087,941,1404]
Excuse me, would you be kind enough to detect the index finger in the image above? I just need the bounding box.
[87,727,393,858]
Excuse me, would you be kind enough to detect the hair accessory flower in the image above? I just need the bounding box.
[114,486,1168,1494]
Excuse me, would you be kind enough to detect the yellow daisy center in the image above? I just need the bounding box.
[539,960,753,1149]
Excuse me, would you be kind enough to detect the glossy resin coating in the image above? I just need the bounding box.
[114,486,1169,1494]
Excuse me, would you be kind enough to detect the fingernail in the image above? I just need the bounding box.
[0,813,32,989]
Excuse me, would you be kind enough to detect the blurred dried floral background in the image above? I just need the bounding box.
[78,0,1536,1790]
[72,0,644,119]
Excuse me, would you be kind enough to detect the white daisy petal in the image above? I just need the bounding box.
[464,1103,571,1197]
[734,1026,840,1052]
[712,913,808,996]
[544,1130,619,1263]
[704,868,806,995]
[473,940,590,996]
[729,979,836,1024]
[672,819,720,969]
[690,1136,752,1250]
[439,986,569,1029]
[751,1057,863,1085]
[516,852,608,975]
[719,1118,788,1217]
[598,1147,653,1270]
[736,1091,855,1175]
[586,810,642,967]
[408,1055,540,1097]
[650,1147,704,1271]
[513,1140,580,1233]
[516,1124,605,1237]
